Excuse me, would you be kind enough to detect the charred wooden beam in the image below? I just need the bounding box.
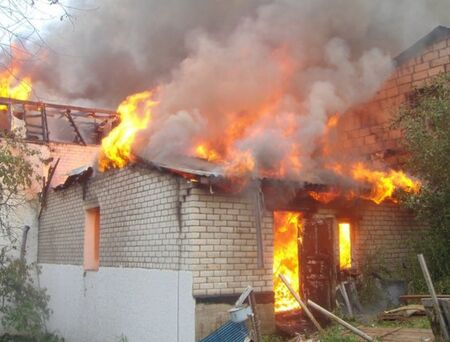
[39,158,60,219]
[65,109,87,146]
[0,97,117,116]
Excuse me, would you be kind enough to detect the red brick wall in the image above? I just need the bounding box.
[48,142,99,186]
[339,35,450,164]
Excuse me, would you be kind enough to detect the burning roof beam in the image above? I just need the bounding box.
[0,97,117,145]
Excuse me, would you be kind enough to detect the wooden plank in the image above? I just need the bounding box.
[418,254,449,340]
[401,295,450,301]
[339,282,354,318]
[279,274,324,333]
[307,299,373,341]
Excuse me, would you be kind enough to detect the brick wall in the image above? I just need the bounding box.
[353,201,426,271]
[39,166,273,285]
[339,34,450,162]
[39,165,425,285]
[48,142,99,186]
[179,187,274,296]
[39,166,182,269]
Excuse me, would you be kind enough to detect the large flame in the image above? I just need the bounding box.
[273,211,302,313]
[351,162,421,204]
[308,162,421,205]
[339,222,352,270]
[0,68,32,110]
[99,91,157,171]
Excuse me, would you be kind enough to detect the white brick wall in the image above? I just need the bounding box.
[180,187,273,296]
[39,165,426,298]
[39,166,274,294]
[39,166,182,269]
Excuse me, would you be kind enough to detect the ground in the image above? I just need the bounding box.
[262,316,431,341]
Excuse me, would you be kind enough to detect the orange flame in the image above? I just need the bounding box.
[99,91,157,171]
[0,68,32,110]
[326,113,339,129]
[339,222,352,270]
[351,162,421,204]
[308,190,340,204]
[223,150,255,177]
[194,144,220,162]
[273,211,302,313]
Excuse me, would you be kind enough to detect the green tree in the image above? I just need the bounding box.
[0,130,40,247]
[0,131,63,341]
[394,72,450,293]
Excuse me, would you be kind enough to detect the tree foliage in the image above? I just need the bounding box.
[394,72,450,292]
[0,130,40,247]
[0,258,63,341]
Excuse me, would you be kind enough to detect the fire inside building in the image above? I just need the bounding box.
[2,26,450,341]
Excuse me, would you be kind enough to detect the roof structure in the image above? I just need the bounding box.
[394,25,450,65]
[0,97,117,145]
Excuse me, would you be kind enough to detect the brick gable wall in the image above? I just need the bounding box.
[339,35,450,163]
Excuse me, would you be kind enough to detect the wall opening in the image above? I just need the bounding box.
[273,211,303,313]
[338,222,352,270]
[84,207,100,271]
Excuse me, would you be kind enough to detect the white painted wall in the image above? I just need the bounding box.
[39,264,195,342]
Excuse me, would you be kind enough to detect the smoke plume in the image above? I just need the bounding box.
[30,0,450,180]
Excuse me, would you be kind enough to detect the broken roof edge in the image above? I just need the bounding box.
[53,165,93,191]
[52,154,327,195]
[394,25,450,66]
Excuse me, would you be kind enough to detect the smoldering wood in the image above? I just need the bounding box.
[418,254,450,340]
[307,299,374,341]
[279,274,324,333]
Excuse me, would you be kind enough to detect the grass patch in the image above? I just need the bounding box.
[319,325,360,342]
[373,316,430,329]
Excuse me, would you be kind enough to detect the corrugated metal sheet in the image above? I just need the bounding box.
[200,320,249,342]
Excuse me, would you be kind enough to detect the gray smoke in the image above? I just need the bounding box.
[30,0,450,180]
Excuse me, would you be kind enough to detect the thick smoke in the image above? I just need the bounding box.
[31,0,450,180]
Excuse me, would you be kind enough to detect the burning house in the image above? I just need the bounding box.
[33,26,450,341]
